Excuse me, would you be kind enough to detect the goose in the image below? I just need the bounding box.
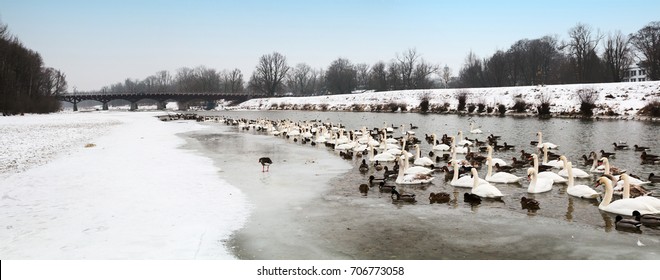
[615,215,642,232]
[527,168,554,193]
[368,144,396,163]
[566,162,600,199]
[535,131,558,149]
[619,173,652,199]
[413,144,435,167]
[632,211,660,227]
[557,156,590,178]
[470,168,504,198]
[358,159,369,173]
[485,157,522,184]
[450,160,488,188]
[596,176,660,215]
[486,145,508,166]
[395,156,434,185]
[429,192,451,204]
[469,122,483,134]
[521,197,540,210]
[258,157,272,172]
[532,154,567,183]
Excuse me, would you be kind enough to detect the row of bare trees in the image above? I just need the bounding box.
[102,66,244,94]
[1,22,67,115]
[458,21,660,88]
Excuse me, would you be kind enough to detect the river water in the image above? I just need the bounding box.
[184,110,660,259]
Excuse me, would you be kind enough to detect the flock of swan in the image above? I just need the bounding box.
[209,116,660,232]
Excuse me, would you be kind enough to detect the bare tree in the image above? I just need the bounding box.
[396,48,420,89]
[355,63,370,90]
[248,52,290,96]
[222,68,244,93]
[566,23,604,82]
[630,21,660,80]
[441,65,452,88]
[412,59,438,89]
[325,58,357,94]
[368,61,388,91]
[603,31,632,82]
[286,63,314,95]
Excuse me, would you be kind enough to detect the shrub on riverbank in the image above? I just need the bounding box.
[638,101,660,117]
[455,90,469,111]
[537,93,551,117]
[512,99,527,113]
[578,87,598,117]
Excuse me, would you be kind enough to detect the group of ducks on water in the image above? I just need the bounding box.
[215,117,660,233]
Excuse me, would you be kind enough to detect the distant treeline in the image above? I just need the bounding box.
[0,22,67,115]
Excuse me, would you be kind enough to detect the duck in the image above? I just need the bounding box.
[633,210,660,227]
[378,182,396,193]
[600,150,616,158]
[633,144,650,151]
[470,168,504,198]
[358,184,369,196]
[565,162,600,199]
[521,196,540,210]
[649,173,660,183]
[429,192,451,204]
[368,175,386,187]
[527,168,554,193]
[391,188,416,202]
[495,163,514,173]
[374,160,383,171]
[615,215,642,232]
[358,159,369,173]
[557,156,590,178]
[582,154,594,166]
[641,151,660,162]
[463,192,482,205]
[596,176,660,215]
[532,154,567,183]
[612,142,629,150]
[450,160,488,188]
[511,157,527,168]
[410,123,419,130]
[413,144,435,167]
[382,166,397,178]
[485,157,522,184]
[535,131,558,149]
[395,156,434,185]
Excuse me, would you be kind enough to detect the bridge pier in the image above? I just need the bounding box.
[130,102,138,111]
[157,101,166,110]
[73,101,78,112]
[102,102,108,110]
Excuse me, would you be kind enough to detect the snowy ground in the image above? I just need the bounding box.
[0,112,248,259]
[236,81,660,118]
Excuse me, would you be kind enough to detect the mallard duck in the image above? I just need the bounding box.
[378,182,395,193]
[633,144,650,151]
[358,184,369,196]
[649,173,660,183]
[258,157,272,172]
[612,142,629,150]
[368,175,386,187]
[633,210,660,227]
[463,193,482,205]
[358,159,369,173]
[429,192,451,204]
[615,215,642,233]
[391,188,416,202]
[521,196,540,210]
[600,150,616,158]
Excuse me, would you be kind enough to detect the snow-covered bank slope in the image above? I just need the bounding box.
[0,112,248,259]
[237,81,660,118]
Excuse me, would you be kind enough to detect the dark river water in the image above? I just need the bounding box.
[190,110,660,259]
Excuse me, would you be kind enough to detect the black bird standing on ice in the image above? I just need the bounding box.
[259,157,272,172]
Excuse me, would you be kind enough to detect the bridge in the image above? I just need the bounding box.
[56,91,268,111]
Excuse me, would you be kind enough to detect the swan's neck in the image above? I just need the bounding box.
[486,160,493,178]
[415,146,420,160]
[398,158,405,178]
[368,145,374,161]
[599,181,614,209]
[533,155,539,171]
[452,162,459,181]
[567,165,574,188]
[604,159,611,175]
[538,133,543,144]
[472,171,479,189]
[590,154,598,171]
[543,148,548,164]
[622,176,630,199]
[528,172,537,192]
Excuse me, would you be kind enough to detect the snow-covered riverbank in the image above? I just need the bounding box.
[0,112,248,259]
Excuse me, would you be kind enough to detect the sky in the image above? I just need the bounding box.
[1,0,658,91]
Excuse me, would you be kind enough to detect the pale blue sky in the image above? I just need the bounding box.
[1,0,658,90]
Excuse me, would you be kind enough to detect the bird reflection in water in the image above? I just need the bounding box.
[600,212,614,233]
[565,197,574,222]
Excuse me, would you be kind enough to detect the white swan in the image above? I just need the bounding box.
[450,160,488,188]
[597,176,660,215]
[486,145,508,166]
[432,134,451,151]
[557,156,590,178]
[536,131,558,149]
[469,122,483,134]
[620,174,660,208]
[589,152,605,173]
[532,154,567,183]
[485,157,522,184]
[542,145,564,168]
[527,168,554,193]
[402,153,433,175]
[396,156,434,185]
[413,144,434,167]
[600,157,626,176]
[456,131,472,146]
[471,168,504,198]
[566,162,600,199]
[368,144,396,162]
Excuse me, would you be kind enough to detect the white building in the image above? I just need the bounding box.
[622,64,647,82]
